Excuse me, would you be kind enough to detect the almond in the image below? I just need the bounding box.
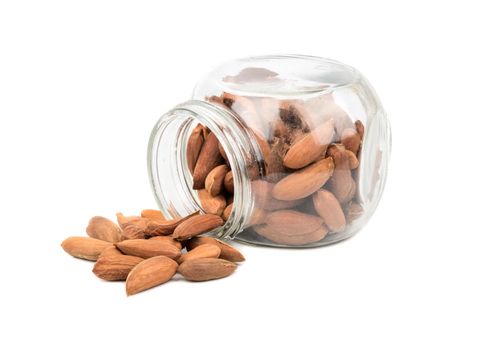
[185,236,245,262]
[172,214,224,241]
[198,189,226,216]
[345,201,364,222]
[93,255,144,281]
[246,207,267,227]
[283,120,335,169]
[205,164,228,196]
[264,210,324,236]
[116,212,145,229]
[187,124,205,173]
[144,211,199,237]
[116,239,181,260]
[178,258,237,282]
[355,120,365,140]
[149,236,182,250]
[126,256,178,296]
[253,131,271,161]
[312,189,346,232]
[272,157,334,200]
[265,137,288,182]
[61,236,113,261]
[140,209,166,221]
[86,216,122,243]
[253,224,327,245]
[224,171,234,193]
[193,132,223,189]
[341,128,361,155]
[327,144,356,203]
[178,244,221,264]
[99,246,123,258]
[222,203,233,221]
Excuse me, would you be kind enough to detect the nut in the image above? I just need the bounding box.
[93,255,144,281]
[126,256,178,296]
[178,258,237,282]
[116,239,181,260]
[172,214,224,241]
[61,236,113,261]
[86,216,122,243]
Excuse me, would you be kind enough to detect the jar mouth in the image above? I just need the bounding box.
[147,100,263,240]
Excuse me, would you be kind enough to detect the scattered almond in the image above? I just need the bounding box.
[172,214,224,241]
[116,239,181,260]
[178,258,237,282]
[185,236,245,262]
[141,209,166,221]
[178,244,221,264]
[61,236,113,261]
[126,256,178,296]
[86,216,122,243]
[93,255,144,281]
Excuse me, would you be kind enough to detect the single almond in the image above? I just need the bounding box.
[187,124,205,173]
[93,255,144,281]
[312,189,346,233]
[61,236,113,261]
[327,144,356,203]
[283,120,335,169]
[178,258,237,282]
[149,236,182,250]
[126,256,178,296]
[341,128,361,155]
[272,157,335,201]
[253,224,327,245]
[141,209,166,221]
[99,245,123,258]
[205,164,229,196]
[121,220,150,240]
[116,212,145,229]
[265,137,288,183]
[222,203,233,221]
[178,244,221,264]
[116,239,181,260]
[224,171,234,193]
[144,211,199,237]
[86,216,122,243]
[192,132,223,189]
[198,189,226,216]
[264,210,324,236]
[185,236,245,262]
[172,214,224,241]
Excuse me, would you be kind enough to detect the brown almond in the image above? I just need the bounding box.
[192,132,223,189]
[140,209,166,221]
[222,203,233,221]
[264,210,324,236]
[93,255,144,281]
[198,189,226,216]
[224,171,234,193]
[265,137,288,182]
[346,150,360,170]
[345,201,364,222]
[121,220,150,240]
[116,239,181,260]
[185,236,245,262]
[149,236,182,250]
[253,224,327,245]
[86,216,122,243]
[99,246,123,258]
[187,124,205,173]
[126,256,178,296]
[178,244,221,264]
[116,212,145,229]
[272,157,334,201]
[61,236,113,261]
[178,258,237,282]
[144,211,199,237]
[172,214,224,241]
[327,145,356,203]
[312,189,346,232]
[341,128,361,155]
[355,120,365,140]
[205,164,229,196]
[283,120,335,169]
[246,207,267,227]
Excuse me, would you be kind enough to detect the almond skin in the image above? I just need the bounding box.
[144,211,199,237]
[341,128,361,154]
[224,171,234,193]
[283,119,335,169]
[253,224,327,245]
[149,236,182,250]
[116,213,145,229]
[178,258,237,282]
[264,210,324,236]
[272,157,335,201]
[116,239,181,260]
[140,209,166,221]
[99,246,123,258]
[222,203,233,221]
[126,256,178,296]
[198,189,226,216]
[193,132,223,189]
[327,144,356,203]
[61,236,113,261]
[187,124,205,173]
[178,244,221,264]
[86,216,122,243]
[93,255,144,281]
[312,189,346,232]
[205,164,229,196]
[172,214,224,241]
[185,236,245,262]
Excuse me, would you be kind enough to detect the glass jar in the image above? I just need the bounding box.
[148,55,390,247]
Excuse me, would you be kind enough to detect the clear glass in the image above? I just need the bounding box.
[148,55,391,247]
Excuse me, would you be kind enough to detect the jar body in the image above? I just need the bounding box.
[148,55,390,247]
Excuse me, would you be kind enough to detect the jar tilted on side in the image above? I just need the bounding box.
[148,55,391,247]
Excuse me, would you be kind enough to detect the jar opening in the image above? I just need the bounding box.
[147,100,263,240]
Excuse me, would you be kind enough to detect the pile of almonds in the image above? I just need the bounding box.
[61,209,244,296]
[186,89,365,246]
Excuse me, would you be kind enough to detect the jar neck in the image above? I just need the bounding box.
[147,100,263,240]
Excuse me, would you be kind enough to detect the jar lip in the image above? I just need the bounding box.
[147,100,263,240]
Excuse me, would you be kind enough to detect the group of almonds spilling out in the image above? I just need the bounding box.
[61,209,244,296]
[185,89,365,246]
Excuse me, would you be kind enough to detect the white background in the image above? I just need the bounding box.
[1,1,495,349]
